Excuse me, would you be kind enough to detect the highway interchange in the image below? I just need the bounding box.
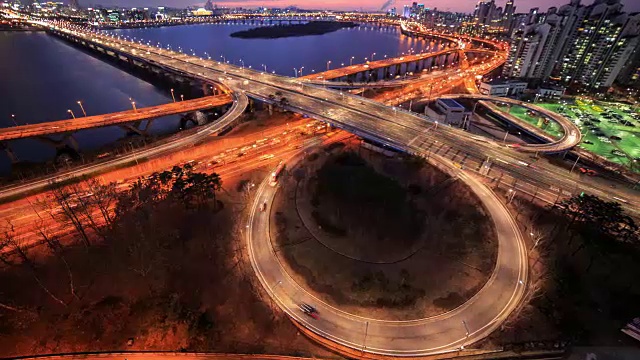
[1,15,639,357]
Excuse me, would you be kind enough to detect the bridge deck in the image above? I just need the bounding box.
[0,94,233,141]
[301,48,458,81]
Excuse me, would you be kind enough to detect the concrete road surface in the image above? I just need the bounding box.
[246,149,527,356]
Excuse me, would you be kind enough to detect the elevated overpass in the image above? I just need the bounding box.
[0,94,233,142]
[12,18,636,356]
[0,91,248,201]
[400,20,508,52]
[301,48,462,82]
[298,47,497,90]
[439,94,582,153]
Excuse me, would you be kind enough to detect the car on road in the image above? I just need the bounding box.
[579,167,597,176]
[299,303,318,319]
[259,201,267,212]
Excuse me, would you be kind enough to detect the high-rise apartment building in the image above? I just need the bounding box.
[617,42,640,88]
[503,0,640,89]
[503,22,560,78]
[474,0,496,25]
[403,5,411,18]
[501,0,516,33]
[558,0,639,88]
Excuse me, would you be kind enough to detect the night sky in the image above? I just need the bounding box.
[78,0,640,13]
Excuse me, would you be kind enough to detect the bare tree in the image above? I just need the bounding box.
[85,178,117,228]
[45,183,92,247]
[2,222,66,307]
[67,183,106,241]
[28,199,79,301]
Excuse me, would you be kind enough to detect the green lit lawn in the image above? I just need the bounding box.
[496,99,640,172]
[501,104,564,139]
[543,101,640,171]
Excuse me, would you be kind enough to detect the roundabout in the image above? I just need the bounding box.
[246,141,529,356]
[270,146,498,321]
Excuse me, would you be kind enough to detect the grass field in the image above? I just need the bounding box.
[498,104,565,139]
[499,99,640,172]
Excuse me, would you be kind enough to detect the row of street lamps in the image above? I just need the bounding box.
[64,88,188,120]
[102,31,435,80]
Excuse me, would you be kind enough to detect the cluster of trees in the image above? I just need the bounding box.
[551,193,639,274]
[116,164,222,216]
[559,194,638,245]
[0,164,222,312]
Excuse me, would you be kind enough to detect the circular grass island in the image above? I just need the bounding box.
[269,141,498,320]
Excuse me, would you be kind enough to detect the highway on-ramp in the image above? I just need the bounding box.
[439,94,583,153]
[246,148,527,356]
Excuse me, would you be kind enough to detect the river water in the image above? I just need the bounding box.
[0,23,435,173]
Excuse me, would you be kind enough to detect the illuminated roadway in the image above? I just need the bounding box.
[8,17,640,355]
[301,48,459,81]
[439,94,583,152]
[0,94,233,141]
[247,149,527,356]
[0,91,248,201]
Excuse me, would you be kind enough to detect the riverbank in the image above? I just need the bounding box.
[230,21,358,39]
[0,24,43,32]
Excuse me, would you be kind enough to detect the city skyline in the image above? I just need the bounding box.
[75,0,640,13]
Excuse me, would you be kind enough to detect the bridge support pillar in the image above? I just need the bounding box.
[202,83,214,96]
[35,133,81,163]
[0,142,18,163]
[120,119,154,136]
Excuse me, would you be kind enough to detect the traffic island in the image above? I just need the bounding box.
[269,141,498,320]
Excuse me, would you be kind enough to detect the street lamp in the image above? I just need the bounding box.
[326,60,332,70]
[67,109,76,119]
[570,155,581,174]
[181,94,184,102]
[262,64,267,72]
[10,114,18,126]
[371,52,376,61]
[170,88,176,102]
[77,101,86,116]
[239,59,245,68]
[460,320,470,352]
[350,56,355,66]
